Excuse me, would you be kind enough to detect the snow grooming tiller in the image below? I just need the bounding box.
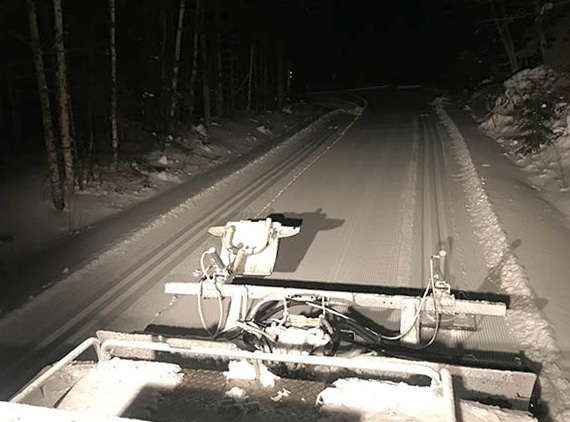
[163,216,538,413]
[4,216,538,421]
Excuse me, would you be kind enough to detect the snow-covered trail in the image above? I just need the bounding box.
[255,96,486,292]
[0,103,355,400]
[133,90,518,372]
[254,93,515,358]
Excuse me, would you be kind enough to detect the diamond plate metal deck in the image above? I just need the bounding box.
[148,368,324,422]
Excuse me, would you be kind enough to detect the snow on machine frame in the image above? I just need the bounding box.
[5,216,538,421]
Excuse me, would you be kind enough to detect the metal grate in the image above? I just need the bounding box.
[148,368,325,422]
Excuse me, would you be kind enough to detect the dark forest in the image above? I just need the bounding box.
[1,0,570,209]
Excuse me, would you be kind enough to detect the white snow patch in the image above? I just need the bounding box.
[57,358,182,417]
[149,171,181,183]
[317,378,447,421]
[224,386,247,402]
[256,124,272,135]
[223,360,279,388]
[270,388,290,402]
[487,66,556,118]
[345,105,364,115]
[316,378,534,422]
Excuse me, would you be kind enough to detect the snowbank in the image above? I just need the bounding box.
[483,67,556,119]
[436,99,570,420]
[479,67,570,208]
[0,103,321,266]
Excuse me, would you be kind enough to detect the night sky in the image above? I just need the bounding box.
[286,0,481,89]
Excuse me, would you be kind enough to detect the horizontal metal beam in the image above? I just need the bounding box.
[100,338,444,390]
[164,282,506,317]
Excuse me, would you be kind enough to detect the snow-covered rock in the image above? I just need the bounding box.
[256,124,272,135]
[192,123,208,138]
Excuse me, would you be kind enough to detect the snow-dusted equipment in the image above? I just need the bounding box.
[167,222,507,352]
[205,216,300,277]
[5,216,538,421]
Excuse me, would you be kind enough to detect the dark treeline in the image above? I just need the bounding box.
[3,0,570,209]
[1,0,302,209]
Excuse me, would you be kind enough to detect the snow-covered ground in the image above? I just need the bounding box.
[442,67,570,419]
[472,66,570,380]
[478,67,570,216]
[0,105,321,263]
[0,103,321,311]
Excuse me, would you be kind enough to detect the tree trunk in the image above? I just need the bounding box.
[188,0,201,122]
[159,8,167,150]
[533,0,547,63]
[0,84,6,143]
[26,0,64,210]
[247,43,254,110]
[277,55,284,109]
[262,48,268,110]
[26,0,65,210]
[169,0,186,132]
[53,0,74,203]
[489,0,518,73]
[201,34,211,126]
[109,0,119,161]
[229,49,235,111]
[81,43,95,190]
[214,0,224,116]
[8,87,21,145]
[285,59,291,103]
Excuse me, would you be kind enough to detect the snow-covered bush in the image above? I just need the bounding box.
[478,66,570,191]
[512,82,558,155]
[479,66,563,145]
[489,66,556,117]
[468,82,505,120]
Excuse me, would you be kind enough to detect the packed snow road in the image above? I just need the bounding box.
[139,89,517,364]
[0,89,520,403]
